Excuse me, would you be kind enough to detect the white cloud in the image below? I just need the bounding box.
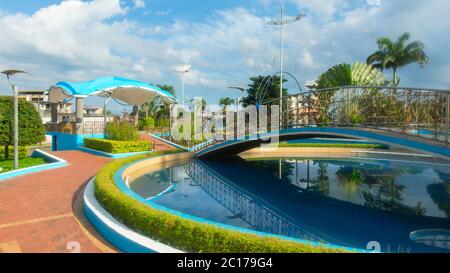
[0,0,449,111]
[132,0,145,9]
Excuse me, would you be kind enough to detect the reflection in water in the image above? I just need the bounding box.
[246,159,435,218]
[184,161,321,242]
[130,156,450,252]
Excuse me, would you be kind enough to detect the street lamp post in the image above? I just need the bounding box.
[2,69,27,170]
[228,86,245,111]
[268,0,305,127]
[175,64,191,107]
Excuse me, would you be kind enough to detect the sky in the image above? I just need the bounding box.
[0,0,449,113]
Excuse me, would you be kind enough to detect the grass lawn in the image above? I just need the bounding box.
[0,157,47,173]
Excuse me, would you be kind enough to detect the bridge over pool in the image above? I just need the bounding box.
[192,86,450,159]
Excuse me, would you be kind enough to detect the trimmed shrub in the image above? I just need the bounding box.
[0,146,27,161]
[0,96,45,159]
[94,151,351,253]
[105,122,139,141]
[142,117,155,131]
[84,138,152,154]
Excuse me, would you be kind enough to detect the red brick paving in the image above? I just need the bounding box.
[140,132,177,151]
[0,150,115,253]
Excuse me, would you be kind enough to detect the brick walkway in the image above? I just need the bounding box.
[0,151,116,253]
[140,132,178,151]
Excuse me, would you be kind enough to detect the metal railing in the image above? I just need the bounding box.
[185,161,321,242]
[265,86,450,144]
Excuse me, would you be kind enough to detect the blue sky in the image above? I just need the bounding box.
[0,0,449,113]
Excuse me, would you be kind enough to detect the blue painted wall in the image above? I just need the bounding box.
[46,132,104,151]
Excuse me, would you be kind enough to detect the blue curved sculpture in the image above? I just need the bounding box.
[49,76,176,105]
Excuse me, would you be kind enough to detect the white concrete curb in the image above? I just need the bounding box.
[83,178,184,253]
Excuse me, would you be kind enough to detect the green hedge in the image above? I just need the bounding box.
[105,122,139,141]
[94,151,351,253]
[84,138,153,154]
[0,146,27,161]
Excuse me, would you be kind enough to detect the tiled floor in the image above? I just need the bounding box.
[0,151,116,253]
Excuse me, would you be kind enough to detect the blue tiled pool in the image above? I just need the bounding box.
[130,156,450,253]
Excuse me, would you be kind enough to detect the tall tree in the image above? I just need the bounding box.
[241,75,288,107]
[367,32,428,86]
[0,97,45,159]
[219,97,235,112]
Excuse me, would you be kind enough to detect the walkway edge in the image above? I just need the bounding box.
[0,149,68,182]
[83,178,184,253]
[77,146,153,159]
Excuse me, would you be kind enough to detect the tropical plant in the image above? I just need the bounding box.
[367,32,428,86]
[316,62,387,89]
[104,122,139,141]
[314,62,387,125]
[0,96,45,159]
[219,97,235,112]
[241,75,288,107]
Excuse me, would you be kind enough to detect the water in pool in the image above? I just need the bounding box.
[130,156,450,253]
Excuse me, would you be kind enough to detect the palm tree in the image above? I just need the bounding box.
[367,32,429,86]
[219,97,235,112]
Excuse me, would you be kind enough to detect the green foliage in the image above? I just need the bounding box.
[219,97,235,111]
[94,151,351,253]
[0,146,27,161]
[367,32,429,86]
[0,96,45,159]
[0,157,47,173]
[142,117,155,130]
[105,122,139,141]
[316,62,387,89]
[314,62,387,125]
[242,75,288,106]
[84,138,153,154]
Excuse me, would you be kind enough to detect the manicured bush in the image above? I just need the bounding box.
[94,151,351,253]
[84,138,153,154]
[156,118,170,128]
[142,117,155,131]
[0,96,45,159]
[105,122,139,141]
[0,146,27,161]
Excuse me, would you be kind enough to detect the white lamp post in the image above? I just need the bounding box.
[268,0,305,126]
[2,69,27,170]
[175,64,191,106]
[228,86,245,111]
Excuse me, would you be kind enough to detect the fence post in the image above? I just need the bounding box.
[447,94,450,145]
[388,89,392,130]
[346,88,350,127]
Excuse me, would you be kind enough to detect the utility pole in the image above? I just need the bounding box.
[268,1,305,127]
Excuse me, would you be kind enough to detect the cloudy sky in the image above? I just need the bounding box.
[0,0,449,112]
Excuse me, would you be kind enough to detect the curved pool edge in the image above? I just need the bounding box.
[113,153,371,253]
[83,178,184,253]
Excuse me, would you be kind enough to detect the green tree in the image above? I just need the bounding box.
[316,62,387,89]
[314,62,387,125]
[241,75,288,106]
[367,32,429,86]
[219,97,235,112]
[157,84,176,97]
[0,96,45,159]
